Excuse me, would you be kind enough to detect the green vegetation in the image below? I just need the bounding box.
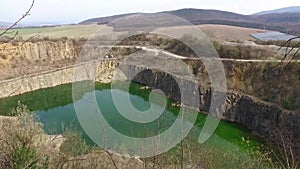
[0,103,50,169]
[282,96,296,110]
[10,145,49,169]
[60,130,92,157]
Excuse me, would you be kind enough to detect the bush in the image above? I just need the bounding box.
[0,102,50,169]
[282,96,296,110]
[42,36,50,41]
[10,145,49,169]
[0,53,7,60]
[60,130,91,157]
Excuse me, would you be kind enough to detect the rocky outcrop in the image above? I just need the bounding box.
[225,93,300,158]
[118,62,300,158]
[0,40,299,159]
[0,40,140,80]
[183,59,300,111]
[0,59,118,98]
[128,66,297,141]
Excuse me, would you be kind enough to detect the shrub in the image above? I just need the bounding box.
[0,53,7,60]
[60,130,91,157]
[10,145,49,169]
[42,36,50,41]
[0,102,50,169]
[282,96,296,110]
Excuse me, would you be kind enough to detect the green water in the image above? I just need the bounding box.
[0,81,261,153]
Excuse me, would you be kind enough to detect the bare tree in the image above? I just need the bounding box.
[278,35,300,69]
[0,0,35,40]
[0,0,36,97]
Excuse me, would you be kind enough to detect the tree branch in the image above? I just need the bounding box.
[0,0,35,37]
[278,35,300,69]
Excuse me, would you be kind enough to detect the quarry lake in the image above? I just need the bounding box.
[0,81,261,155]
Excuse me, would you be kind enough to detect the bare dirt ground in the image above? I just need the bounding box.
[154,24,268,42]
[198,24,268,41]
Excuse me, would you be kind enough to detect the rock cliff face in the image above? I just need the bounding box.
[184,59,300,111]
[224,93,300,155]
[0,59,117,98]
[0,40,80,80]
[121,63,300,157]
[0,40,139,80]
[0,40,299,158]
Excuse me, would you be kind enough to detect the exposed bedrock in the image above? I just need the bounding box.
[0,40,299,158]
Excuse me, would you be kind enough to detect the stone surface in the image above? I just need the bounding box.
[0,40,299,159]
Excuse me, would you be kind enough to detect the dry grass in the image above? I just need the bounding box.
[3,24,114,40]
[154,24,268,42]
[198,24,268,42]
[2,24,269,42]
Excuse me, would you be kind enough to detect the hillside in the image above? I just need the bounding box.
[0,22,11,29]
[164,8,249,21]
[80,13,136,25]
[254,6,300,15]
[80,8,300,34]
[80,9,251,25]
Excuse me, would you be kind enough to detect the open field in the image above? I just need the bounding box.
[1,24,269,42]
[1,24,111,39]
[198,24,268,41]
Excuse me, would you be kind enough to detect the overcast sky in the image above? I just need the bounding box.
[1,0,300,24]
